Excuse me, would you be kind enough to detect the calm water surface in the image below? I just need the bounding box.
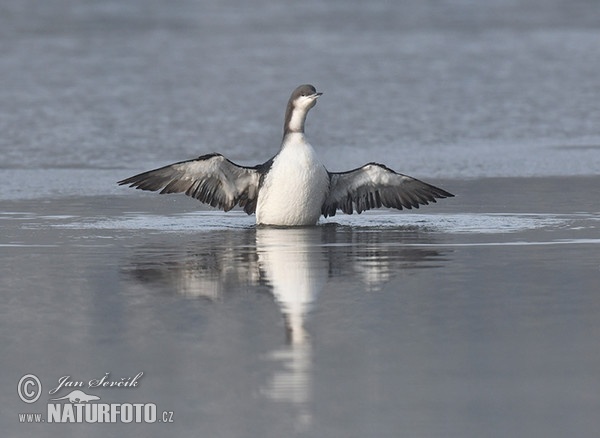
[1,0,600,437]
[2,178,599,437]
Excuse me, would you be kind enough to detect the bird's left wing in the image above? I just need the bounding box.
[118,153,263,214]
[322,162,454,217]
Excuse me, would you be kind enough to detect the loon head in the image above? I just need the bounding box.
[283,84,322,136]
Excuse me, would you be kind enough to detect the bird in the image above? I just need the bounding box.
[118,84,454,226]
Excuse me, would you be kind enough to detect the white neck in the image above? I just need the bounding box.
[284,106,308,135]
[282,132,306,148]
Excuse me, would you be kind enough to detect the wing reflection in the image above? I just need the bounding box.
[124,229,261,299]
[124,225,444,300]
[122,224,447,428]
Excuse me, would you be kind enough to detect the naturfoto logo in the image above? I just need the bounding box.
[17,372,174,425]
[51,390,100,403]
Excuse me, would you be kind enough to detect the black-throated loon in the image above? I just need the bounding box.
[118,84,454,226]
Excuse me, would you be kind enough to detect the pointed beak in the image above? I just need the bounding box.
[312,92,323,99]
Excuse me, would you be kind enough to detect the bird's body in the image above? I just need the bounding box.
[119,84,453,226]
[257,133,329,226]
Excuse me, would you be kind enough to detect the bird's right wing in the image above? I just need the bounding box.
[118,153,264,214]
[322,162,454,217]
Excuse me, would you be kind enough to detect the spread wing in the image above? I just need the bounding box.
[322,162,454,217]
[118,153,264,214]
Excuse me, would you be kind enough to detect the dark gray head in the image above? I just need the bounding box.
[283,84,322,136]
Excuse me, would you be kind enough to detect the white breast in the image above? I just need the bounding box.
[256,134,329,226]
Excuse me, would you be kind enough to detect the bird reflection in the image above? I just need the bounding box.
[256,227,327,344]
[123,223,446,428]
[255,227,327,430]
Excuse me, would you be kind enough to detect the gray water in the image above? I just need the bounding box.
[1,1,600,437]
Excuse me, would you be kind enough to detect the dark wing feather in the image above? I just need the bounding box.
[118,153,263,214]
[322,162,454,217]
